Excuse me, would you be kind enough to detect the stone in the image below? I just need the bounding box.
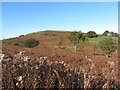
[16,82,19,86]
[17,76,22,81]
[108,61,115,66]
[61,61,64,64]
[63,63,66,66]
[19,51,25,56]
[40,57,44,60]
[88,59,91,61]
[43,57,47,60]
[23,56,30,62]
[0,54,5,60]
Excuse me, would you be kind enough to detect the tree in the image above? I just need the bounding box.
[68,31,83,44]
[68,31,86,51]
[87,31,98,38]
[23,38,39,48]
[102,30,109,36]
[112,33,118,37]
[99,38,117,58]
[81,34,87,42]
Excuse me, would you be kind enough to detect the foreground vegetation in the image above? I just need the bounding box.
[1,51,119,89]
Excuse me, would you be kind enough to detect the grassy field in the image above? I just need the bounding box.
[86,36,118,44]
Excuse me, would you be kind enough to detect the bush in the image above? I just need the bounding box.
[23,38,39,48]
[102,30,118,37]
[68,31,86,44]
[102,30,109,36]
[5,40,20,46]
[67,31,87,51]
[112,33,118,37]
[99,38,117,57]
[87,31,98,38]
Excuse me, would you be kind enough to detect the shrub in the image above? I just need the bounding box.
[99,38,117,58]
[68,31,86,44]
[67,31,86,51]
[112,33,118,37]
[23,38,39,48]
[12,41,20,46]
[102,30,118,37]
[102,30,109,36]
[5,40,20,46]
[87,31,98,38]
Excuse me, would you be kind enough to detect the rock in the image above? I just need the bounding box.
[40,57,47,60]
[17,76,22,81]
[85,56,88,59]
[40,57,43,60]
[88,59,91,61]
[69,74,72,76]
[19,51,25,56]
[108,61,115,66]
[4,58,11,62]
[55,61,58,63]
[16,82,19,86]
[43,57,47,60]
[102,81,109,88]
[70,68,73,71]
[48,62,52,66]
[61,61,64,64]
[0,54,5,60]
[46,60,49,63]
[74,68,77,73]
[23,56,30,62]
[63,63,66,66]
[39,60,44,65]
[35,65,39,69]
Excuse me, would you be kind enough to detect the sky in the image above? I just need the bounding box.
[2,2,118,39]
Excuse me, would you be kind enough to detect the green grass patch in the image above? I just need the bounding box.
[86,36,118,44]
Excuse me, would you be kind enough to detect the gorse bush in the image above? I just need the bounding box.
[23,38,39,48]
[68,31,86,45]
[102,30,118,37]
[87,31,98,38]
[4,40,20,46]
[102,30,109,36]
[99,38,117,58]
[67,31,87,51]
[12,41,20,46]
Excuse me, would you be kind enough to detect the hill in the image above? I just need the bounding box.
[1,30,119,89]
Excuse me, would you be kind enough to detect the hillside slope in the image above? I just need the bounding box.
[1,30,119,89]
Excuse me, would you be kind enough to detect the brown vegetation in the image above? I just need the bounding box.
[1,31,119,89]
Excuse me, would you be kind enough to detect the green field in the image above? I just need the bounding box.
[86,36,118,44]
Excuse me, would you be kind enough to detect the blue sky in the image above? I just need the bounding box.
[2,2,118,39]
